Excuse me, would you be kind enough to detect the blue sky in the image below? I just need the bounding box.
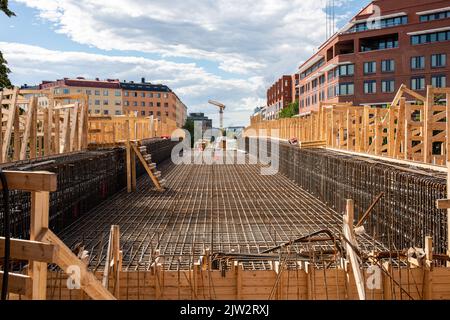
[0,0,367,127]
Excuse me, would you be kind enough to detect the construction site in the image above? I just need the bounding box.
[0,84,450,301]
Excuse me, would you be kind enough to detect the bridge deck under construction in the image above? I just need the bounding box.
[58,153,385,271]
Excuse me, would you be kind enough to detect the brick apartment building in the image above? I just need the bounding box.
[121,78,187,127]
[40,78,123,115]
[265,75,293,120]
[295,0,450,114]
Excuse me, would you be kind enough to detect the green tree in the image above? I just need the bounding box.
[279,101,299,119]
[182,118,195,147]
[0,0,15,89]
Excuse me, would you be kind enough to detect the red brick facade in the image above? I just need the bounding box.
[296,0,450,114]
[266,75,293,119]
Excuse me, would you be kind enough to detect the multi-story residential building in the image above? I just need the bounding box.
[266,75,293,120]
[40,78,123,115]
[296,0,450,114]
[187,112,213,134]
[121,78,187,127]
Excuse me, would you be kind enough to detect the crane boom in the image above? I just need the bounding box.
[208,100,226,130]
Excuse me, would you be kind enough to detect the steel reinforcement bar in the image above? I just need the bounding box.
[0,139,177,240]
[245,137,448,254]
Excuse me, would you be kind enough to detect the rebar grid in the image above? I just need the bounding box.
[57,153,385,271]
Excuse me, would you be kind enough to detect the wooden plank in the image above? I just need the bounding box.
[38,229,116,300]
[0,171,57,192]
[54,109,60,154]
[2,87,18,161]
[30,101,37,159]
[13,99,20,161]
[402,86,426,102]
[43,108,49,156]
[61,109,70,153]
[131,143,163,191]
[28,191,49,300]
[436,199,450,209]
[0,271,31,296]
[0,237,58,263]
[69,105,78,152]
[20,97,36,160]
[344,199,366,300]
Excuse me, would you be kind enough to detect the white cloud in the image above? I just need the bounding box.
[0,41,265,126]
[5,0,358,126]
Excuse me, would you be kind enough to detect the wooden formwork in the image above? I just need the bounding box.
[40,266,450,300]
[245,85,450,165]
[88,115,181,147]
[0,87,88,163]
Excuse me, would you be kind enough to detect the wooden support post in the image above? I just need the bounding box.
[126,142,132,193]
[343,199,366,300]
[28,191,50,300]
[47,105,54,155]
[13,102,20,161]
[131,146,137,192]
[61,109,71,154]
[30,102,37,159]
[20,97,36,160]
[423,236,433,300]
[43,108,50,156]
[54,109,60,154]
[382,261,392,300]
[2,88,18,161]
[424,86,433,163]
[236,262,242,300]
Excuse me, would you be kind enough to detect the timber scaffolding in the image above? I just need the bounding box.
[1,85,450,299]
[0,87,180,163]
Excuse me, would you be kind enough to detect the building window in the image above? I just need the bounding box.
[141,111,146,116]
[411,56,425,70]
[149,102,154,107]
[337,64,354,77]
[157,111,161,116]
[124,101,129,106]
[348,15,407,33]
[94,109,100,114]
[319,75,326,85]
[140,92,145,98]
[63,88,70,94]
[419,11,450,22]
[165,112,169,117]
[140,102,145,107]
[431,54,446,68]
[381,59,395,72]
[103,100,108,105]
[164,93,169,98]
[432,75,446,88]
[95,100,100,105]
[338,83,354,96]
[124,91,129,97]
[115,110,121,115]
[115,90,121,96]
[411,31,450,45]
[157,102,161,107]
[360,34,399,52]
[103,90,108,96]
[95,90,100,96]
[115,100,121,106]
[411,77,426,91]
[103,110,109,115]
[381,80,395,93]
[148,93,153,98]
[149,111,154,116]
[327,71,334,81]
[364,80,376,94]
[364,61,376,74]
[133,101,138,107]
[164,103,169,108]
[133,92,137,97]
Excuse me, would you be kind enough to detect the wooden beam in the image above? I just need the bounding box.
[402,86,426,102]
[0,237,58,263]
[0,271,31,296]
[38,229,116,300]
[436,199,450,209]
[0,171,57,192]
[343,199,366,300]
[28,191,50,300]
[2,87,18,161]
[20,97,36,160]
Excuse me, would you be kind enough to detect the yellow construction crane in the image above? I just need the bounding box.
[208,100,226,130]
